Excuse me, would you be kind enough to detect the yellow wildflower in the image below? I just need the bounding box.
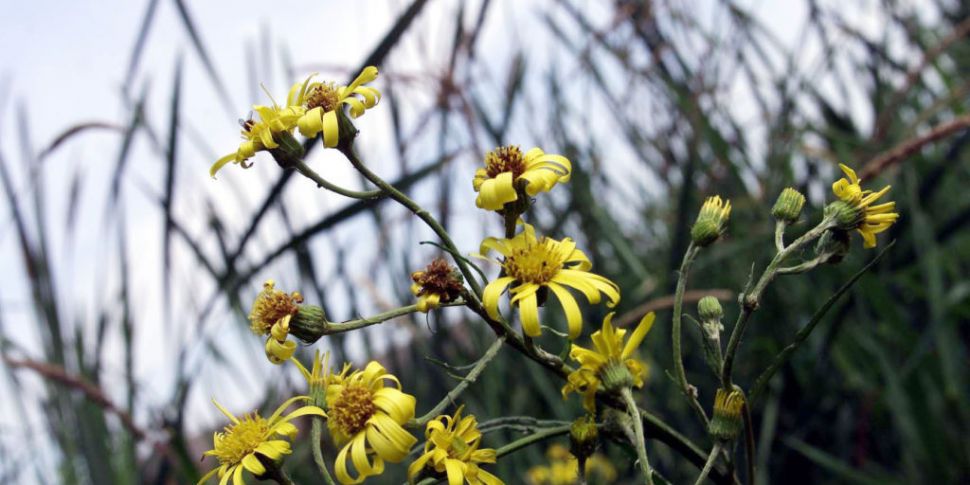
[411,258,465,312]
[562,312,655,412]
[831,163,899,248]
[249,280,303,364]
[526,444,617,485]
[407,406,503,485]
[210,88,306,177]
[480,224,619,339]
[326,361,418,484]
[294,66,381,148]
[197,397,326,484]
[473,146,571,211]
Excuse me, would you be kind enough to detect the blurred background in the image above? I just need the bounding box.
[1,0,968,483]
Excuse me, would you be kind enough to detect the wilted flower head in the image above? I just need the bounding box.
[411,258,465,312]
[249,280,303,364]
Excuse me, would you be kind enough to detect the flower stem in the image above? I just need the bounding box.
[671,243,709,426]
[291,159,383,199]
[311,416,337,485]
[411,335,506,426]
[495,424,572,457]
[773,220,786,252]
[621,387,655,485]
[339,144,484,301]
[694,442,723,485]
[720,219,834,389]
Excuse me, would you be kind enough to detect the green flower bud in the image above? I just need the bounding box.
[269,130,306,168]
[709,388,745,442]
[289,305,329,343]
[698,296,724,322]
[600,362,635,392]
[771,187,806,223]
[691,196,732,246]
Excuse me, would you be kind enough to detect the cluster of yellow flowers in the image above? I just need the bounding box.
[200,65,900,484]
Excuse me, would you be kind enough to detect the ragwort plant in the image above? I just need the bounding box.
[197,66,899,485]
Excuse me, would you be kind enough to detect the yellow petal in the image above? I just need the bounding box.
[547,282,583,340]
[621,312,655,359]
[483,277,515,320]
[322,109,340,148]
[518,291,541,337]
[210,153,237,178]
[241,453,265,476]
[444,458,466,485]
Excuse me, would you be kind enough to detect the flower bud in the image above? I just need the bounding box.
[691,196,732,246]
[771,187,806,223]
[569,415,599,462]
[289,304,329,343]
[269,130,306,168]
[599,362,635,392]
[709,388,745,441]
[697,296,723,322]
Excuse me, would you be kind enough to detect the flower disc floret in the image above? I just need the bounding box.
[473,146,571,211]
[480,224,620,339]
[562,312,655,412]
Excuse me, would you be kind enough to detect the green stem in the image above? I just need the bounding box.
[410,335,506,426]
[694,443,723,485]
[748,243,892,403]
[671,243,709,426]
[720,219,834,389]
[339,145,484,301]
[773,221,786,252]
[495,424,572,457]
[311,416,337,485]
[328,302,464,334]
[291,159,383,199]
[621,388,655,485]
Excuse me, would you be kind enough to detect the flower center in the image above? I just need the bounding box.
[213,414,269,465]
[484,145,526,179]
[503,239,566,285]
[330,386,376,436]
[305,83,341,112]
[449,436,471,458]
[249,281,302,336]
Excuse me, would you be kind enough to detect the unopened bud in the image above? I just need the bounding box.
[772,187,806,223]
[290,305,329,343]
[698,296,723,322]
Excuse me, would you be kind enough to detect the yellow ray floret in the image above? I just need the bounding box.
[407,406,503,485]
[831,163,899,248]
[562,312,655,412]
[473,146,571,211]
[210,92,306,177]
[480,223,619,339]
[326,361,418,484]
[197,397,326,485]
[293,66,381,148]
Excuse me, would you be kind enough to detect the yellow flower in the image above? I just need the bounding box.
[326,361,418,484]
[831,163,899,248]
[526,444,616,485]
[562,312,655,412]
[480,224,619,339]
[210,88,307,177]
[473,146,571,211]
[249,280,303,364]
[198,397,326,485]
[411,258,465,312]
[407,406,503,485]
[294,66,381,148]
